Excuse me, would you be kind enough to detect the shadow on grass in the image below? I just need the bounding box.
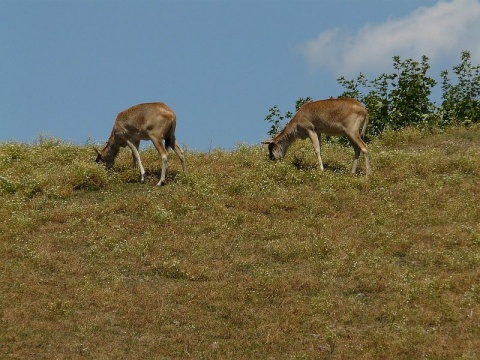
[292,156,349,174]
[143,169,183,185]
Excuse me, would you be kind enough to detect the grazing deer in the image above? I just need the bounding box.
[263,98,371,175]
[94,102,186,185]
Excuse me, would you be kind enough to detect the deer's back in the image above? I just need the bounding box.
[296,98,367,135]
[113,102,176,143]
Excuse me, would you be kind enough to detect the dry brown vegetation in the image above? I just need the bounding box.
[1,126,479,359]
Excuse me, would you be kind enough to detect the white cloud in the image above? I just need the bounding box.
[301,0,480,76]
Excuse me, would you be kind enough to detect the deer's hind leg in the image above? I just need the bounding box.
[167,134,186,172]
[173,143,186,172]
[150,138,169,186]
[347,132,370,175]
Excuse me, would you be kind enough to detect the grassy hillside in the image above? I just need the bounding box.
[1,126,479,359]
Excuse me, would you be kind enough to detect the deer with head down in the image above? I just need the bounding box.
[94,102,186,185]
[263,98,371,175]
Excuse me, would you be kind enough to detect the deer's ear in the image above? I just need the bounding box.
[262,140,273,145]
[93,146,101,156]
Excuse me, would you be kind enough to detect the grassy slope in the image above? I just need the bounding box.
[1,126,479,359]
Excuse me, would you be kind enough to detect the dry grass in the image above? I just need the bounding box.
[1,125,479,359]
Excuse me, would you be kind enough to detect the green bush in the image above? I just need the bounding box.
[266,51,480,140]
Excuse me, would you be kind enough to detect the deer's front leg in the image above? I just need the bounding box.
[126,140,146,183]
[307,130,324,171]
[131,140,140,169]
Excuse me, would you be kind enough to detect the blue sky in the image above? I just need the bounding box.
[1,0,479,151]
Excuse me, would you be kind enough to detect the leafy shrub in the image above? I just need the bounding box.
[264,97,313,137]
[0,176,17,195]
[267,51,480,140]
[441,51,480,125]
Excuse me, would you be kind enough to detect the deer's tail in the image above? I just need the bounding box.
[164,122,177,150]
[361,113,369,138]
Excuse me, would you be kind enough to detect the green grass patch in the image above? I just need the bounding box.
[1,125,480,358]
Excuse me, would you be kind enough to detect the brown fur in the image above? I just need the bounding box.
[94,102,186,185]
[263,98,371,175]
